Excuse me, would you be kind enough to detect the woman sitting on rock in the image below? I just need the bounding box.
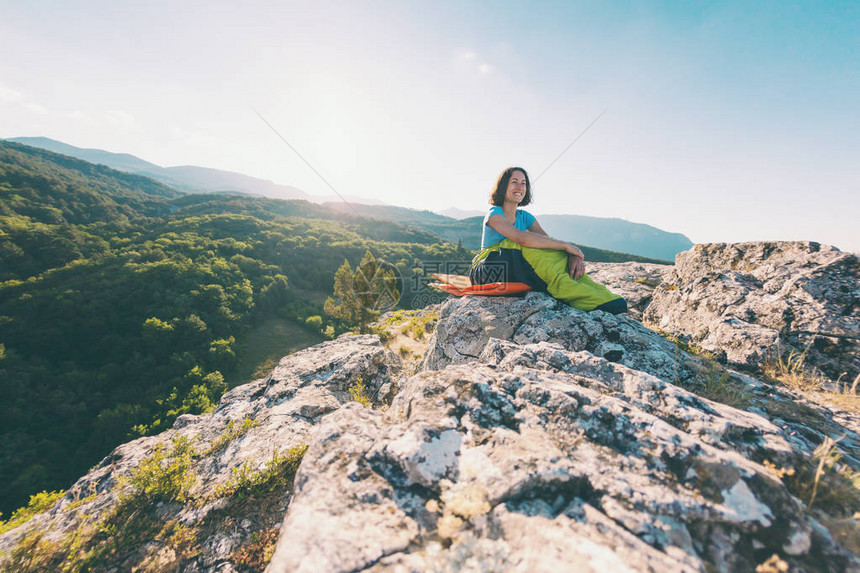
[470,166,627,314]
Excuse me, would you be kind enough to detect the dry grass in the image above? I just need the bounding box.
[230,527,279,572]
[810,391,860,415]
[684,359,753,410]
[781,436,860,516]
[762,345,860,417]
[762,346,829,391]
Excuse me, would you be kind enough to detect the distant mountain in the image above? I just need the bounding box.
[6,138,690,260]
[321,203,669,264]
[437,207,484,219]
[5,136,162,173]
[537,215,692,262]
[4,137,384,205]
[435,208,691,261]
[323,202,453,224]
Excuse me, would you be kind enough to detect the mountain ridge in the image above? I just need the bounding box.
[6,137,693,260]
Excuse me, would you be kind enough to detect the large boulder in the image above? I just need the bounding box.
[267,340,858,573]
[0,335,400,573]
[586,261,672,320]
[421,291,860,463]
[423,291,700,388]
[643,242,860,384]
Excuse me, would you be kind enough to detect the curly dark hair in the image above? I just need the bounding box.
[489,167,532,207]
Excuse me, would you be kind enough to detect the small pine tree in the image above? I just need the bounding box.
[324,250,400,333]
[324,259,365,331]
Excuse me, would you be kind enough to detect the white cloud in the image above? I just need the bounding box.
[454,48,493,77]
[0,85,25,104]
[0,85,49,113]
[169,125,220,149]
[25,102,48,115]
[104,110,138,129]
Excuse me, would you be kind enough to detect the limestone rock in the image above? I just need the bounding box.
[267,341,859,573]
[421,290,860,462]
[4,247,860,573]
[0,335,400,573]
[643,242,860,384]
[423,291,699,387]
[422,292,556,369]
[586,261,672,320]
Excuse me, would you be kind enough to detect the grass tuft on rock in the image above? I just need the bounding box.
[215,445,308,500]
[681,359,753,410]
[122,436,197,505]
[782,437,860,515]
[230,527,279,571]
[205,417,259,455]
[348,377,373,407]
[763,346,829,391]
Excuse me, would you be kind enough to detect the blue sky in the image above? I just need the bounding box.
[1,1,857,252]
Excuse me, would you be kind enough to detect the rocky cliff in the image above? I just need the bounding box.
[1,242,858,573]
[643,242,859,386]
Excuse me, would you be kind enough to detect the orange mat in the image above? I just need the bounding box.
[429,274,532,297]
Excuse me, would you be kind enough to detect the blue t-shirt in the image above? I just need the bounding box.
[481,206,536,248]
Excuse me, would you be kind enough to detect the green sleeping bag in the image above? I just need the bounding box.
[472,238,621,311]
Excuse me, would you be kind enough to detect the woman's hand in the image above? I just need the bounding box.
[565,243,585,260]
[568,253,586,280]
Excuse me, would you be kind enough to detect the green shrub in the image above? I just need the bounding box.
[401,310,438,341]
[349,378,372,407]
[123,436,197,505]
[384,311,408,326]
[369,324,392,342]
[205,417,259,455]
[215,445,307,500]
[0,490,65,534]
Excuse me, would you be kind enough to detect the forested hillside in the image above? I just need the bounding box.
[0,141,466,516]
[0,141,669,517]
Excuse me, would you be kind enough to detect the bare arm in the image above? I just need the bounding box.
[488,214,584,259]
[528,219,549,236]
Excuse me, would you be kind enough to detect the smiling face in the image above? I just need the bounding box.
[505,170,528,205]
[489,166,531,207]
